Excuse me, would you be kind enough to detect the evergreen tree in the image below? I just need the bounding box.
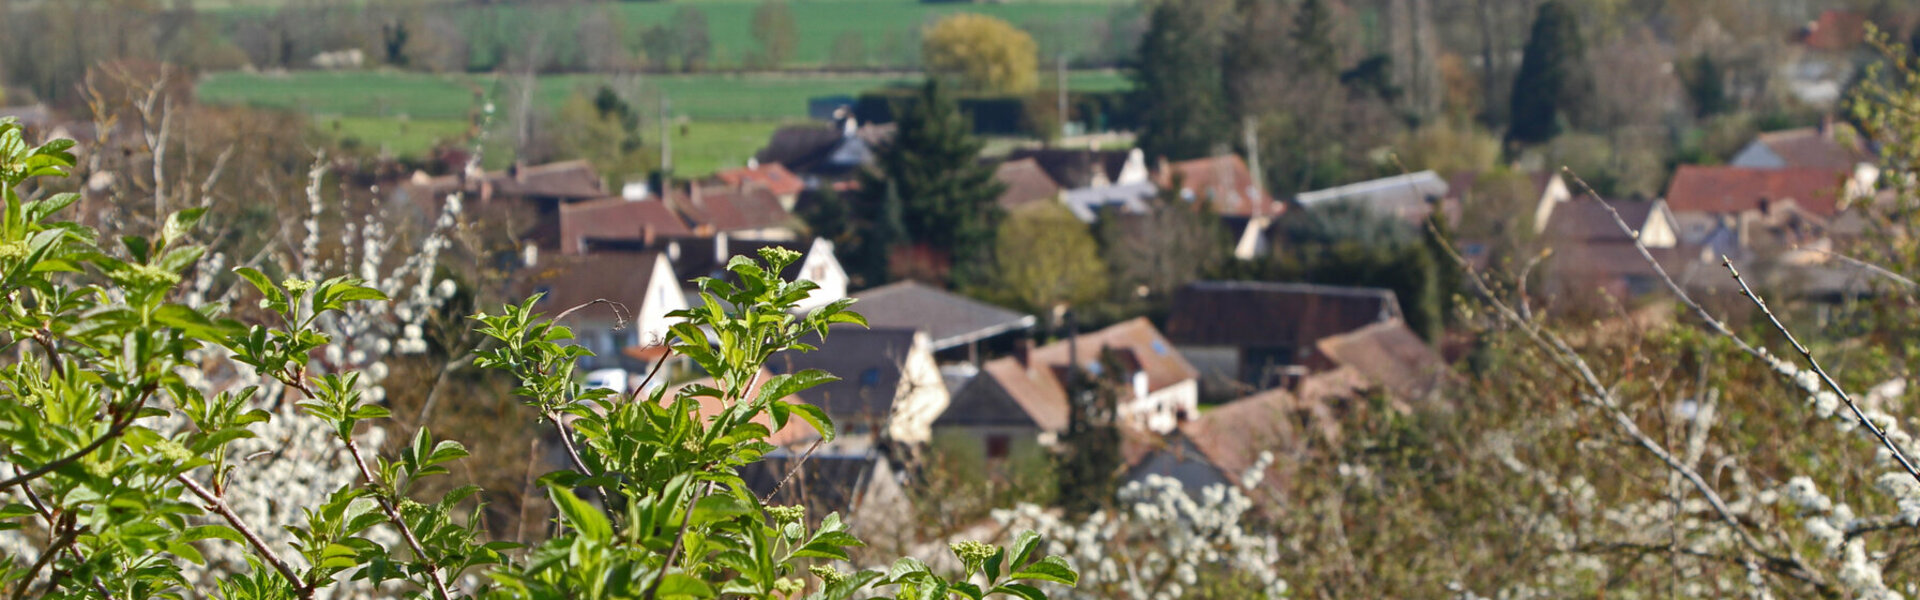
[1505,0,1585,146]
[1683,53,1730,118]
[858,80,1004,288]
[1134,0,1231,161]
[1054,345,1125,517]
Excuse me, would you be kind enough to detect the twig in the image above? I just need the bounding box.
[644,480,714,600]
[175,474,313,599]
[13,525,77,599]
[342,440,454,600]
[1722,258,1920,484]
[1792,245,1920,290]
[13,470,115,599]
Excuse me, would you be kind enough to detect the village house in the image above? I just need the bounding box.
[992,157,1064,212]
[1165,281,1402,398]
[713,160,807,211]
[1535,196,1707,304]
[513,251,686,371]
[849,280,1036,364]
[1661,165,1871,249]
[664,235,848,312]
[666,184,800,241]
[764,327,949,455]
[934,318,1199,464]
[754,108,893,187]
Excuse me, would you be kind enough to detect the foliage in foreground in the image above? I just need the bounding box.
[0,118,1076,599]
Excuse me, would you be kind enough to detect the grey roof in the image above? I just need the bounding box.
[765,327,923,422]
[851,281,1036,350]
[1295,170,1449,212]
[1062,182,1158,223]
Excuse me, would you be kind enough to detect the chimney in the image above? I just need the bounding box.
[509,161,525,181]
[714,232,729,267]
[1012,336,1033,368]
[1818,113,1834,138]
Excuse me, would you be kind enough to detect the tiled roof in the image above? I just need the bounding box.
[1314,319,1448,411]
[667,237,814,285]
[1028,317,1198,395]
[1752,127,1871,169]
[1154,154,1282,218]
[1181,387,1299,489]
[716,162,805,197]
[558,198,694,255]
[1543,198,1659,242]
[670,185,794,234]
[1006,148,1133,189]
[492,160,607,199]
[515,252,666,319]
[851,281,1035,350]
[938,318,1195,434]
[1165,281,1401,349]
[1664,165,1850,217]
[992,158,1063,211]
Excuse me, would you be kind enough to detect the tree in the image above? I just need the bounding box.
[1505,0,1585,147]
[1683,52,1731,118]
[749,0,798,69]
[548,86,654,185]
[993,205,1109,315]
[1053,347,1126,517]
[859,80,1004,288]
[1292,0,1337,75]
[921,13,1040,94]
[673,6,712,72]
[1100,183,1229,307]
[1133,0,1231,161]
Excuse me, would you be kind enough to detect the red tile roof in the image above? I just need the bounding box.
[1181,387,1299,490]
[1028,317,1198,395]
[1314,319,1448,411]
[670,185,794,234]
[558,198,694,255]
[1751,127,1871,169]
[1797,10,1867,52]
[715,162,805,197]
[946,318,1197,434]
[1663,166,1850,217]
[1153,154,1282,218]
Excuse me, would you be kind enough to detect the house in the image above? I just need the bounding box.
[765,327,948,452]
[1153,154,1283,219]
[1006,147,1149,190]
[993,158,1064,212]
[1794,10,1868,52]
[1165,281,1401,396]
[714,161,806,211]
[754,110,893,184]
[514,251,687,370]
[1295,170,1452,226]
[667,184,798,241]
[396,160,609,251]
[665,235,848,312]
[935,317,1200,458]
[850,280,1037,363]
[1729,124,1874,171]
[1540,197,1680,249]
[1661,165,1869,245]
[1061,182,1158,224]
[1312,319,1448,412]
[1125,387,1302,505]
[658,371,823,448]
[556,197,694,256]
[739,454,914,552]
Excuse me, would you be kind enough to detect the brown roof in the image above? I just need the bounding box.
[492,160,607,200]
[558,198,694,255]
[1314,319,1447,411]
[1005,148,1133,189]
[992,158,1063,211]
[515,251,668,320]
[1544,198,1659,242]
[715,162,805,198]
[1166,281,1401,350]
[939,318,1195,434]
[1752,127,1870,170]
[1028,317,1198,395]
[1664,166,1850,217]
[670,185,794,234]
[1181,388,1300,489]
[1797,10,1867,52]
[1153,155,1281,218]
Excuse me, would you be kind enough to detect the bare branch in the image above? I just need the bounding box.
[1722,259,1920,484]
[175,473,313,599]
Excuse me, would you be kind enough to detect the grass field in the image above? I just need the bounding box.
[206,69,1131,175]
[202,0,1136,71]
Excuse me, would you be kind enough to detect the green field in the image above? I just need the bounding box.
[202,0,1135,69]
[205,69,1130,175]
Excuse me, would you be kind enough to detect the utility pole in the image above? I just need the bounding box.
[1057,54,1069,140]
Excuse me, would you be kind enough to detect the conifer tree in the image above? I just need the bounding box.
[1292,0,1337,75]
[1505,0,1584,146]
[858,79,1003,288]
[1134,0,1231,161]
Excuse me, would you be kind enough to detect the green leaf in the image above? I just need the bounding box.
[690,493,751,527]
[548,487,611,542]
[655,573,715,598]
[232,267,285,312]
[886,556,931,583]
[1009,529,1042,570]
[782,401,835,442]
[180,524,249,546]
[1009,556,1078,586]
[988,583,1047,600]
[808,569,884,600]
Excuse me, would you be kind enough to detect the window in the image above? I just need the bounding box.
[859,368,882,387]
[986,435,1011,460]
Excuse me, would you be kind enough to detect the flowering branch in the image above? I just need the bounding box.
[1722,258,1920,484]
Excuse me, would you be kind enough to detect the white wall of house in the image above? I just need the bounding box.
[1128,378,1199,433]
[794,238,849,311]
[1530,174,1573,234]
[1641,204,1679,248]
[635,253,690,347]
[886,332,952,444]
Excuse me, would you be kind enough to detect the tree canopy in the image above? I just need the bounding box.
[921,13,1040,94]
